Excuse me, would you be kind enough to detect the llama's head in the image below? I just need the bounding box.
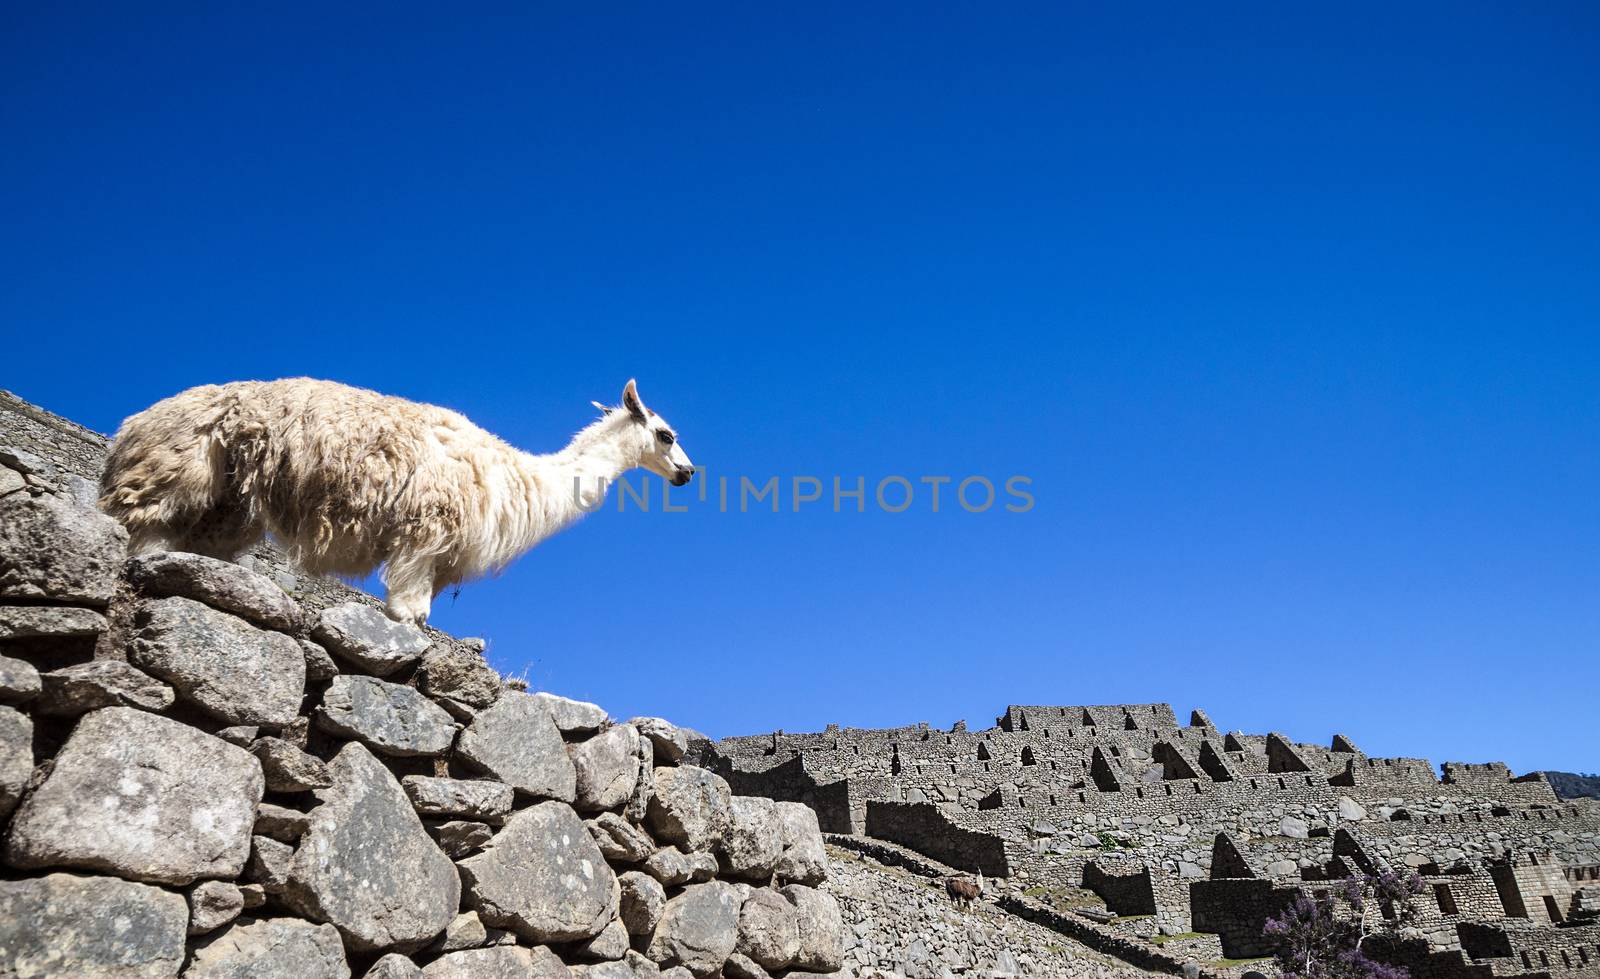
[594,379,696,486]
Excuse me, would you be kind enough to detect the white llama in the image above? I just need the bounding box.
[99,378,695,625]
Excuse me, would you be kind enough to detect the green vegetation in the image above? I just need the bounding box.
[1150,932,1205,945]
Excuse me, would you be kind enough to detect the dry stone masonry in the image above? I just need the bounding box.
[0,391,844,979]
[699,703,1600,979]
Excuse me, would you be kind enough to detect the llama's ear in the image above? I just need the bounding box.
[590,400,614,417]
[622,379,647,422]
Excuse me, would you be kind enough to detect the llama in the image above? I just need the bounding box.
[945,872,984,910]
[99,377,694,625]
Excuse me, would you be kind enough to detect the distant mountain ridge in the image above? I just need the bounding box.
[1543,771,1600,800]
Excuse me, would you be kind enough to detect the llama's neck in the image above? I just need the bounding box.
[507,414,640,549]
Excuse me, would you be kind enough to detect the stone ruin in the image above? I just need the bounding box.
[0,389,843,979]
[697,703,1600,978]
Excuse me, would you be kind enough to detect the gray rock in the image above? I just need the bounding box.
[239,884,267,909]
[0,492,128,605]
[131,596,305,727]
[301,639,339,682]
[216,725,259,746]
[0,464,22,497]
[37,660,175,715]
[184,917,350,978]
[572,723,641,812]
[254,737,334,792]
[313,603,430,677]
[1339,796,1368,821]
[5,706,262,884]
[720,796,783,880]
[256,803,312,843]
[620,869,667,936]
[781,885,843,971]
[401,775,512,822]
[627,732,656,822]
[723,953,772,979]
[422,946,570,979]
[62,473,100,508]
[0,445,57,485]
[629,717,688,764]
[315,675,457,757]
[458,799,619,944]
[530,691,608,735]
[685,850,719,883]
[0,604,108,639]
[577,919,631,961]
[431,911,488,953]
[428,819,494,858]
[646,766,732,853]
[246,834,295,892]
[736,886,801,969]
[643,846,694,886]
[417,642,502,708]
[1179,860,1205,878]
[1280,816,1309,839]
[364,954,425,979]
[188,880,245,935]
[646,880,742,976]
[0,653,41,704]
[127,550,305,633]
[456,692,576,801]
[1266,859,1299,876]
[0,704,33,820]
[0,871,188,978]
[283,742,460,953]
[588,811,656,863]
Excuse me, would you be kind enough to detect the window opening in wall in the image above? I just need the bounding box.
[1135,787,1145,798]
[1433,884,1458,916]
[1538,951,1550,968]
[1049,794,1057,805]
[1277,778,1286,790]
[1543,896,1564,924]
[1021,747,1038,766]
[1520,953,1533,970]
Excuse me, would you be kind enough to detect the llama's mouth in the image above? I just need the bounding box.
[671,470,694,487]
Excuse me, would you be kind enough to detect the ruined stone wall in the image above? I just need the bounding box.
[0,394,845,979]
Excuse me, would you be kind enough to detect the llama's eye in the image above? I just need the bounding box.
[657,430,675,445]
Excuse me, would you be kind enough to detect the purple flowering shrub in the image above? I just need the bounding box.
[1263,872,1426,979]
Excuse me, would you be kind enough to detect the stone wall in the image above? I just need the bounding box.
[0,396,845,979]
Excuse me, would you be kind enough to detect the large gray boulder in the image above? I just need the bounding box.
[0,872,188,978]
[365,954,425,979]
[571,723,641,812]
[587,811,655,863]
[283,742,459,953]
[619,870,667,937]
[416,642,502,708]
[645,881,743,976]
[183,917,350,979]
[5,706,262,884]
[127,550,304,633]
[456,692,576,801]
[313,603,430,677]
[37,660,175,716]
[736,887,800,969]
[0,653,41,704]
[0,704,32,820]
[314,675,457,757]
[773,803,828,885]
[0,604,108,639]
[188,880,245,935]
[629,717,688,764]
[647,766,732,853]
[719,796,783,880]
[253,738,333,792]
[130,597,305,727]
[780,885,843,971]
[530,691,608,735]
[0,492,128,605]
[401,775,512,822]
[422,946,570,979]
[458,800,619,944]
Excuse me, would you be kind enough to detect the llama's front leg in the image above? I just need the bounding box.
[383,563,434,627]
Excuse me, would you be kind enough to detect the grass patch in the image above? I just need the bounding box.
[1210,956,1274,968]
[1150,932,1205,945]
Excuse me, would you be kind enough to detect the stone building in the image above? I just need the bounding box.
[696,703,1600,978]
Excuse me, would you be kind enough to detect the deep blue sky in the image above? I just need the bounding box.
[4,5,1597,773]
